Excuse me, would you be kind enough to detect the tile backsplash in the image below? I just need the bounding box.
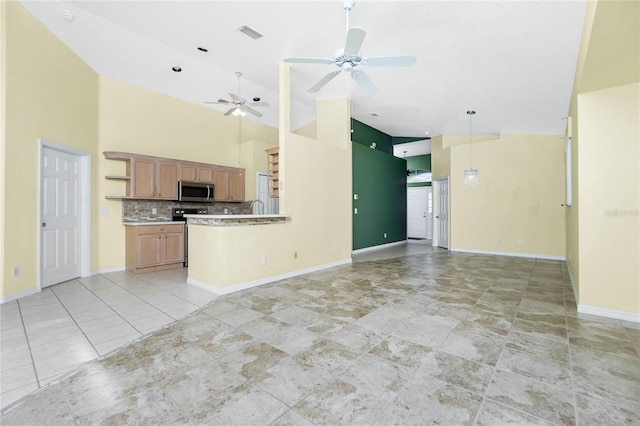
[122,200,251,222]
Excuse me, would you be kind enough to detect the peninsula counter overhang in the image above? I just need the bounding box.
[184,214,290,227]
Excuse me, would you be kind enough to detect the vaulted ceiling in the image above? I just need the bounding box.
[20,0,586,141]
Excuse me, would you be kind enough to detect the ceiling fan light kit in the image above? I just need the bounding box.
[464,110,480,187]
[204,71,269,118]
[283,0,416,94]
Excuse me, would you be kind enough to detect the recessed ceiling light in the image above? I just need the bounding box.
[424,131,430,135]
[172,66,182,72]
[197,47,208,52]
[371,113,379,117]
[62,10,74,22]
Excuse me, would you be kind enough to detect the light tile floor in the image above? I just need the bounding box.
[0,268,216,409]
[1,242,639,425]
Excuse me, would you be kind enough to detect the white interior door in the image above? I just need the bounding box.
[407,187,428,239]
[426,187,433,240]
[42,147,81,287]
[435,178,449,249]
[257,173,279,214]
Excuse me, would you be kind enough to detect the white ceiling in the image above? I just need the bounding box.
[20,0,586,138]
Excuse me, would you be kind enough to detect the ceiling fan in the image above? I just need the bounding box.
[283,0,416,94]
[204,72,269,117]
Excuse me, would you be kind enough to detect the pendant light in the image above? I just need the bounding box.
[464,110,479,186]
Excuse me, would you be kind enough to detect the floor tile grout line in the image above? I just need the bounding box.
[74,274,180,337]
[14,298,40,389]
[99,271,201,318]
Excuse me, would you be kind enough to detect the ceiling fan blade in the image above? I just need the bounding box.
[223,108,235,116]
[364,56,417,67]
[308,70,342,93]
[344,27,366,57]
[283,57,335,65]
[204,99,230,105]
[244,106,263,118]
[248,101,270,107]
[352,70,377,94]
[228,93,246,104]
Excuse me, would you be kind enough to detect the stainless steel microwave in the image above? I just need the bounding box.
[178,181,214,203]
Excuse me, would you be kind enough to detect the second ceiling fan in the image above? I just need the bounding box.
[284,0,416,94]
[205,72,269,117]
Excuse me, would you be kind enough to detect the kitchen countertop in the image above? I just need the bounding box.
[123,221,180,226]
[184,214,290,227]
[184,214,289,219]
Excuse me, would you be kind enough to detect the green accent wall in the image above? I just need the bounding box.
[351,119,393,155]
[352,143,407,250]
[406,155,431,172]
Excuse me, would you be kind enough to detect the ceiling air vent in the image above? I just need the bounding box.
[237,25,264,40]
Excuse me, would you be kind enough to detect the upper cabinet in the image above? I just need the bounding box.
[214,168,245,202]
[178,163,214,183]
[104,151,244,201]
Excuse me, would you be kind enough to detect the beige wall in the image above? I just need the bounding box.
[577,83,639,314]
[430,136,449,180]
[1,1,7,291]
[189,65,352,289]
[239,139,279,201]
[566,0,640,317]
[2,2,99,298]
[450,134,566,257]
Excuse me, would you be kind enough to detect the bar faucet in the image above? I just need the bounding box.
[249,199,264,215]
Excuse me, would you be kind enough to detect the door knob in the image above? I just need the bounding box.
[42,222,46,227]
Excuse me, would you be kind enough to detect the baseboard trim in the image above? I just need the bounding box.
[91,266,126,275]
[0,287,40,304]
[187,258,353,296]
[352,241,406,255]
[566,262,579,304]
[577,304,640,323]
[449,247,566,261]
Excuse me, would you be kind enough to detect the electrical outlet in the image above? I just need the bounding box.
[12,266,19,277]
[333,244,337,252]
[224,208,229,214]
[384,233,387,238]
[497,239,502,244]
[151,208,157,215]
[354,208,358,214]
[517,239,522,245]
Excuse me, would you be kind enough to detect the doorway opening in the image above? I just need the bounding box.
[256,172,279,215]
[433,177,449,249]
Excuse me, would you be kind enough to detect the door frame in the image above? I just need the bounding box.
[432,177,449,249]
[38,139,92,291]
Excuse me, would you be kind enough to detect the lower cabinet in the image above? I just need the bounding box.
[125,224,184,273]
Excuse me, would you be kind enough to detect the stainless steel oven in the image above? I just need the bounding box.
[172,208,208,267]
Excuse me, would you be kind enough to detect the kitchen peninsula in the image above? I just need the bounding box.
[185,214,292,294]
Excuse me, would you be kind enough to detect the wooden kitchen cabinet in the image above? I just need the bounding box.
[178,163,214,182]
[214,167,245,202]
[105,152,177,200]
[126,224,184,273]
